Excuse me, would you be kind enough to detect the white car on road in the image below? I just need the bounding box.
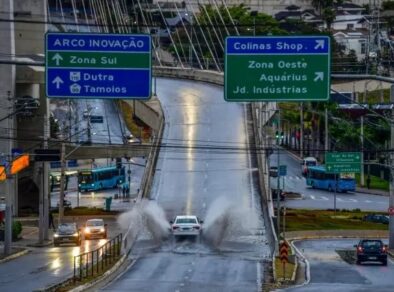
[170,215,203,237]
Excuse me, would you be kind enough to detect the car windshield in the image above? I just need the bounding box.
[57,224,76,233]
[176,218,197,224]
[306,161,316,166]
[361,241,382,248]
[87,221,103,227]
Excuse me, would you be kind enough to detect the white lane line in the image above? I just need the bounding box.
[321,196,329,201]
[348,199,357,203]
[256,262,261,292]
[310,195,316,200]
[365,200,372,203]
[337,198,344,202]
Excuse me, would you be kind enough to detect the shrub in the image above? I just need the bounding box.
[12,221,22,239]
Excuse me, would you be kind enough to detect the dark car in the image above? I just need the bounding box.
[271,188,285,201]
[362,214,389,224]
[355,239,387,265]
[53,223,82,246]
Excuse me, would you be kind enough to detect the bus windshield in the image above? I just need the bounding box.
[78,172,93,184]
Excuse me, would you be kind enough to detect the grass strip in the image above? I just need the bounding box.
[284,209,389,232]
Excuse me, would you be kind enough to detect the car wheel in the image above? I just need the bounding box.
[356,260,361,265]
[382,260,387,266]
[54,242,59,247]
[311,182,315,189]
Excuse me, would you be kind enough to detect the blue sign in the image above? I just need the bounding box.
[45,33,152,99]
[226,36,330,55]
[279,165,287,176]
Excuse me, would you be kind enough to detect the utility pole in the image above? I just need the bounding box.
[277,110,281,241]
[325,106,329,154]
[389,85,394,249]
[300,103,304,159]
[58,142,65,225]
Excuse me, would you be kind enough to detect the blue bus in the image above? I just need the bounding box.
[306,166,356,192]
[78,166,125,192]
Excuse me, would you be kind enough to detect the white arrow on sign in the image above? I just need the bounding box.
[314,72,324,82]
[52,53,63,66]
[314,40,325,50]
[52,76,64,89]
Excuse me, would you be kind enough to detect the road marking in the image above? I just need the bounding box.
[310,195,316,200]
[337,198,344,202]
[364,200,372,203]
[348,199,357,203]
[321,196,329,201]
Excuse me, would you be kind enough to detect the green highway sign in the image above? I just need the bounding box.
[325,152,361,173]
[46,33,152,99]
[225,36,330,102]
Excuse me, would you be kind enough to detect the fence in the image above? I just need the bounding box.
[73,233,122,283]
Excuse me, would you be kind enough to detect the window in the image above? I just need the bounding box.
[176,218,197,224]
[360,41,366,54]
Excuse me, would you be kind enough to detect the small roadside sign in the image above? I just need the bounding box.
[279,165,287,176]
[279,241,289,263]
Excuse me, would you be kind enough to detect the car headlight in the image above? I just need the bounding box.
[100,227,105,233]
[73,232,79,237]
[85,227,90,233]
[91,184,94,186]
[54,233,59,238]
[78,184,81,187]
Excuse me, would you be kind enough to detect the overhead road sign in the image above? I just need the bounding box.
[325,152,361,173]
[225,36,330,102]
[34,149,61,162]
[46,33,152,99]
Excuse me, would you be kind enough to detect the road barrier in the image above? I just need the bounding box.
[73,233,122,283]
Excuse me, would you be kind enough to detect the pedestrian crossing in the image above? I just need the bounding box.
[304,194,387,204]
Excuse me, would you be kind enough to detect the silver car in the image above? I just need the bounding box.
[170,215,203,237]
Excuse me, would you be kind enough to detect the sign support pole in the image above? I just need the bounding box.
[334,173,337,213]
[389,85,394,249]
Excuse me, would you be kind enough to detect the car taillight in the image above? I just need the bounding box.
[357,246,363,253]
[193,226,200,230]
[172,226,179,230]
[382,246,387,253]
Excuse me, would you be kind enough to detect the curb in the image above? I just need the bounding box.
[27,240,53,248]
[355,188,389,197]
[0,248,29,264]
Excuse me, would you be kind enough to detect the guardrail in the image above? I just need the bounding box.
[73,233,122,283]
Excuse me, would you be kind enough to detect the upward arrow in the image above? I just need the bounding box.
[52,76,64,89]
[314,40,325,50]
[52,53,63,66]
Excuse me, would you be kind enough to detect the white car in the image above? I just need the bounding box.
[170,215,203,237]
[83,219,107,239]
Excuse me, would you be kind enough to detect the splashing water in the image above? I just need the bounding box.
[203,196,260,247]
[118,199,171,248]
